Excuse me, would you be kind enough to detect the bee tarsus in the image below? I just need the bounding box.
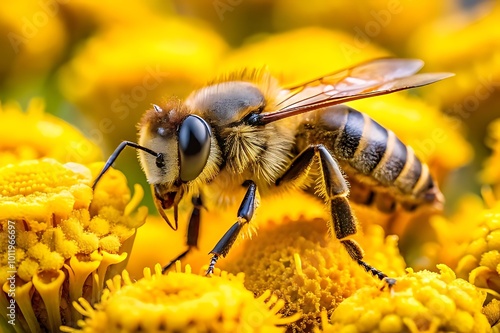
[206,181,257,275]
[206,254,219,276]
[358,259,397,288]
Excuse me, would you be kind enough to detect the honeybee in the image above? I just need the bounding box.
[93,58,451,286]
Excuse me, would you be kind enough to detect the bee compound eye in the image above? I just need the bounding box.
[178,115,211,182]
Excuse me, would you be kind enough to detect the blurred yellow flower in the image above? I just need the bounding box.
[221,27,389,85]
[174,0,445,51]
[57,16,228,147]
[0,99,102,166]
[60,0,175,30]
[222,215,406,332]
[0,1,67,93]
[423,194,486,271]
[408,2,500,114]
[322,265,491,333]
[0,159,147,332]
[272,0,446,50]
[63,264,299,333]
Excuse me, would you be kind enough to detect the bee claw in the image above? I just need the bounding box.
[381,277,397,291]
[206,254,219,276]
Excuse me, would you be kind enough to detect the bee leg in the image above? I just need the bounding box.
[161,196,203,273]
[206,180,257,275]
[277,144,396,288]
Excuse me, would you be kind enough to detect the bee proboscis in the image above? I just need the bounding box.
[93,58,452,286]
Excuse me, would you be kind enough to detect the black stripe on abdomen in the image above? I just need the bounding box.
[404,154,422,191]
[373,135,407,185]
[351,118,388,175]
[336,110,364,159]
[394,147,423,194]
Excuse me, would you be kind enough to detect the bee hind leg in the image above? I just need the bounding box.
[206,180,257,275]
[277,144,396,288]
[162,196,203,273]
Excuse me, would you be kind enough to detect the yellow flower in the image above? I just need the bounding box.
[173,0,443,50]
[422,190,500,301]
[62,264,299,333]
[57,16,228,147]
[272,0,444,50]
[408,2,500,112]
[60,0,176,30]
[0,1,67,91]
[221,27,389,85]
[0,159,147,332]
[322,265,491,333]
[455,201,500,298]
[0,99,102,166]
[221,215,406,332]
[423,194,486,271]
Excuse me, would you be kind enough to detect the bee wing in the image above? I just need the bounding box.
[260,58,453,124]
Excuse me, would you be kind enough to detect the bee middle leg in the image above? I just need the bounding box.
[161,196,203,273]
[206,180,257,275]
[276,144,396,287]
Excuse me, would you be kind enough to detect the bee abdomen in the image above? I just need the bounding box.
[302,105,440,208]
[337,108,432,192]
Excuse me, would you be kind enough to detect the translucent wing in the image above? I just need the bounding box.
[258,58,452,124]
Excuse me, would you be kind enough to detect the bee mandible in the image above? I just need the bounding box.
[93,58,452,286]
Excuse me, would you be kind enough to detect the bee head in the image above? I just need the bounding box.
[137,99,213,190]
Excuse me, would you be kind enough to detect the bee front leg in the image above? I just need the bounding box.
[161,196,203,273]
[206,180,257,275]
[277,144,396,287]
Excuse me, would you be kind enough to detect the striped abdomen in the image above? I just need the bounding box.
[297,105,443,212]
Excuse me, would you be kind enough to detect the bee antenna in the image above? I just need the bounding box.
[92,140,163,190]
